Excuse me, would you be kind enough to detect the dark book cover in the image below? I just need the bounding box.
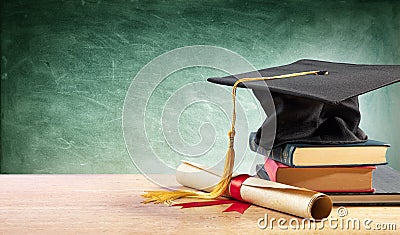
[249,132,389,167]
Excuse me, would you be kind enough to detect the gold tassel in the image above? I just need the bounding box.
[142,190,200,204]
[141,70,325,204]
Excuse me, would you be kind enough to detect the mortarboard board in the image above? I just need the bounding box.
[207,59,400,148]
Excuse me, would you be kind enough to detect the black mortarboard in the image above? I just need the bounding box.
[207,59,400,148]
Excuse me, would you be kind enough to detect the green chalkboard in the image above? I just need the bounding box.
[1,0,399,173]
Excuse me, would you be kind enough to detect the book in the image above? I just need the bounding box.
[249,132,389,167]
[264,157,375,192]
[256,164,400,205]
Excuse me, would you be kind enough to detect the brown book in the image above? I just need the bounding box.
[264,157,374,192]
[257,164,400,205]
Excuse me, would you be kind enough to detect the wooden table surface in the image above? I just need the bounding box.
[1,174,399,234]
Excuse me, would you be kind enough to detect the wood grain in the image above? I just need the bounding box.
[1,174,399,234]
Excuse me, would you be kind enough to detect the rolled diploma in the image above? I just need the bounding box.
[176,161,332,219]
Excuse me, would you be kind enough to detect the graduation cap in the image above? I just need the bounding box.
[142,59,399,206]
[208,59,400,148]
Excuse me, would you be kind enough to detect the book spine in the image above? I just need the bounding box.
[248,132,295,166]
[269,145,295,167]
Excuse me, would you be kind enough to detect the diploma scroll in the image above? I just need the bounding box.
[176,161,332,219]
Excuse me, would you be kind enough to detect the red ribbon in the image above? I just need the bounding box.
[222,201,251,214]
[173,174,252,214]
[229,174,250,201]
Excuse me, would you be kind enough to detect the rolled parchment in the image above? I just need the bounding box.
[176,161,332,219]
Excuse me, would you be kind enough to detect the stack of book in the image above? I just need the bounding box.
[250,132,400,204]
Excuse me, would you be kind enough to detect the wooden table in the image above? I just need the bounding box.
[1,175,399,234]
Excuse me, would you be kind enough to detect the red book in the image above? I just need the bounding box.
[264,157,375,193]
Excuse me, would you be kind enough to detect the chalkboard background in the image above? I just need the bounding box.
[1,0,399,173]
